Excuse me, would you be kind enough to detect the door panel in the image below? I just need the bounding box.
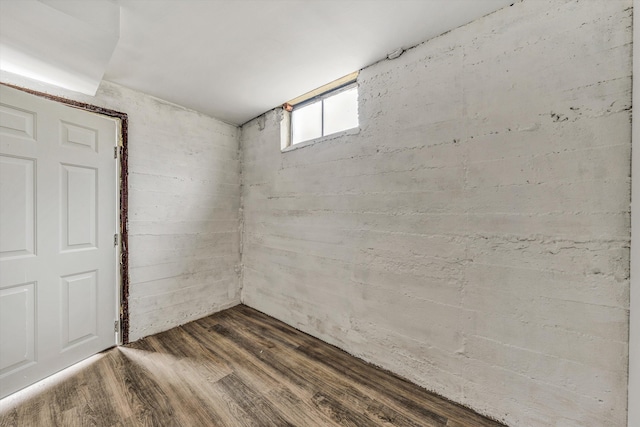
[61,163,97,251]
[60,120,98,152]
[60,270,98,349]
[0,104,36,141]
[0,282,35,374]
[0,155,35,259]
[0,85,119,398]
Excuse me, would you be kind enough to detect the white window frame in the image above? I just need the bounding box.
[281,72,360,151]
[290,82,358,145]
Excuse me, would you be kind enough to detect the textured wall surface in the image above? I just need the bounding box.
[240,1,632,425]
[1,73,242,341]
[630,2,640,426]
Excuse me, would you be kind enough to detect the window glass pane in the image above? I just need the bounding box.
[323,86,358,136]
[292,101,322,144]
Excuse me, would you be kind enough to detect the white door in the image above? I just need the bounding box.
[0,85,119,398]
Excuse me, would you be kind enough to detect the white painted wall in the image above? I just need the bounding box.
[1,71,242,342]
[240,1,632,425]
[629,1,639,426]
[1,0,634,423]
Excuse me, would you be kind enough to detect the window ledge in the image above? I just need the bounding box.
[282,127,360,153]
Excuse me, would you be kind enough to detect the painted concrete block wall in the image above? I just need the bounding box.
[1,72,242,341]
[240,1,632,425]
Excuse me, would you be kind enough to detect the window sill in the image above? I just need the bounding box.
[282,127,360,153]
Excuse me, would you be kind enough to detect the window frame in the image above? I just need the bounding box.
[282,79,359,151]
[291,81,358,145]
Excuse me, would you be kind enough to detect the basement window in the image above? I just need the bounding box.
[282,73,359,150]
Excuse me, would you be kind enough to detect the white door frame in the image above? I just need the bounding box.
[629,2,639,426]
[0,83,130,346]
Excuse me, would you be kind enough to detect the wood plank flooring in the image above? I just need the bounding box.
[0,305,505,427]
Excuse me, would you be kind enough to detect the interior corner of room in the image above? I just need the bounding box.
[0,0,637,426]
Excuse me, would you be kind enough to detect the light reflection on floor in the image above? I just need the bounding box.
[0,352,107,411]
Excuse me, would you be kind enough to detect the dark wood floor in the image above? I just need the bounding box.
[0,305,504,427]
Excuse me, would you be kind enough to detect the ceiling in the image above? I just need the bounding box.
[2,0,514,125]
[0,0,120,95]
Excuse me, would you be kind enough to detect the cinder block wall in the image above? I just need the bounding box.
[1,73,243,341]
[239,1,632,425]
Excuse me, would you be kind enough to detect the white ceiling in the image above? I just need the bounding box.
[0,0,120,94]
[1,0,513,125]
